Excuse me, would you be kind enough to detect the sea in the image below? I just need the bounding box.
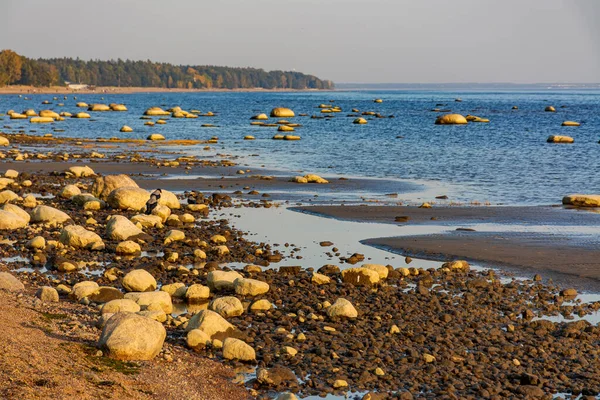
[1,89,599,206]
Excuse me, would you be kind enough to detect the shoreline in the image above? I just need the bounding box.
[0,85,335,95]
[2,134,600,398]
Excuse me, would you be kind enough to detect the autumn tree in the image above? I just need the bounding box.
[0,49,23,86]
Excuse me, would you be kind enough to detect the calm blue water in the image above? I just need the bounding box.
[1,90,599,205]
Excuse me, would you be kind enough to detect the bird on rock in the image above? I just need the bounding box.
[145,189,162,215]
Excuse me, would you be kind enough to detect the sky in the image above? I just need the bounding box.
[2,0,599,84]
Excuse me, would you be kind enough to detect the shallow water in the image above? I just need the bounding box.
[2,90,600,205]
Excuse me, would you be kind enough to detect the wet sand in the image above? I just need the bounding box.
[298,205,600,290]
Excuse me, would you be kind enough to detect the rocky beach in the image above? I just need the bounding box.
[0,128,599,400]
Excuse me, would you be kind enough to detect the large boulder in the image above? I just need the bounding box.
[187,329,211,350]
[116,241,141,255]
[435,114,468,125]
[341,267,380,286]
[107,187,150,211]
[185,309,241,340]
[59,225,105,250]
[30,205,72,224]
[98,312,166,361]
[326,298,358,318]
[88,104,110,112]
[0,272,24,292]
[234,278,270,296]
[3,204,30,224]
[0,190,19,204]
[130,214,163,228]
[106,215,145,241]
[207,270,243,291]
[124,291,173,314]
[563,194,600,208]
[70,281,99,301]
[0,210,28,230]
[185,284,210,304]
[36,286,59,302]
[0,136,9,146]
[92,175,139,200]
[210,296,244,318]
[270,108,295,118]
[122,269,157,292]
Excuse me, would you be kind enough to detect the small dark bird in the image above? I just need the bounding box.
[145,189,162,215]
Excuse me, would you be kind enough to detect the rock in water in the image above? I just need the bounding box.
[434,114,468,125]
[98,312,166,361]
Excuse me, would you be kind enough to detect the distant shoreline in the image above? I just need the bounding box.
[0,85,335,95]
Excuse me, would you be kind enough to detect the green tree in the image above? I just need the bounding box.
[0,49,23,86]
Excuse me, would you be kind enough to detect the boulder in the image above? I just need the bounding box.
[4,169,18,179]
[562,194,600,207]
[187,329,212,349]
[185,310,241,340]
[0,272,24,292]
[147,134,165,141]
[27,236,46,249]
[441,260,470,272]
[210,296,244,317]
[0,190,19,204]
[250,113,269,120]
[545,106,556,112]
[562,121,580,127]
[92,175,139,200]
[122,269,157,292]
[161,282,187,299]
[30,205,71,224]
[435,114,468,125]
[110,104,127,111]
[107,187,150,211]
[0,177,14,190]
[124,291,173,314]
[234,278,270,296]
[106,215,145,241]
[159,190,180,209]
[353,117,368,124]
[3,204,29,223]
[207,270,244,291]
[304,174,329,184]
[116,240,141,255]
[72,112,91,119]
[341,267,380,286]
[88,104,110,112]
[67,165,95,178]
[250,299,272,312]
[361,264,389,279]
[0,210,28,230]
[311,272,331,285]
[0,136,9,146]
[98,312,166,361]
[222,338,255,361]
[59,184,82,199]
[59,225,105,250]
[164,229,185,245]
[36,286,59,302]
[547,135,574,144]
[30,116,55,123]
[326,298,358,318]
[130,214,163,228]
[70,281,99,301]
[186,284,211,303]
[120,125,133,133]
[257,366,298,387]
[144,107,170,116]
[270,108,295,118]
[88,287,124,303]
[102,299,141,314]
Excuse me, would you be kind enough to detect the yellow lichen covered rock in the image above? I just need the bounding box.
[562,194,600,207]
[88,104,110,112]
[435,114,468,125]
[547,135,573,144]
[270,108,295,118]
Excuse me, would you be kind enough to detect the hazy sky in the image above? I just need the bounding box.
[2,0,599,83]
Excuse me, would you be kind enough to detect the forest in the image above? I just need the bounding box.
[0,49,334,90]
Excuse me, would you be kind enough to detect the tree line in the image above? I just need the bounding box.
[0,49,334,90]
